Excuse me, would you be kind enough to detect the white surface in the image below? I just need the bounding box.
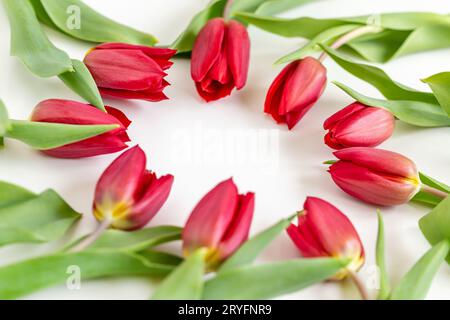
[1,0,450,300]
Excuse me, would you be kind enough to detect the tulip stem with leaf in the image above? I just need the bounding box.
[318,24,383,63]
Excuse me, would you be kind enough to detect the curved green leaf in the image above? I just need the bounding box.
[0,251,177,299]
[390,241,449,300]
[236,12,450,62]
[203,258,348,299]
[334,82,450,127]
[255,0,316,15]
[0,100,10,138]
[419,195,450,264]
[71,226,182,253]
[422,72,450,117]
[276,24,359,64]
[230,0,314,16]
[152,249,206,300]
[2,0,73,77]
[322,46,437,104]
[376,211,390,300]
[413,172,450,207]
[219,216,293,273]
[32,0,157,45]
[0,181,36,209]
[5,120,118,150]
[59,60,105,111]
[0,187,81,247]
[171,0,227,53]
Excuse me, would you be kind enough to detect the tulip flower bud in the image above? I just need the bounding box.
[328,147,421,206]
[265,57,327,130]
[324,102,395,149]
[84,43,176,102]
[287,197,365,280]
[93,146,174,230]
[191,18,250,102]
[182,178,255,269]
[31,99,131,158]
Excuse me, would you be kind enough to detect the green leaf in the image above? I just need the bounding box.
[58,60,105,111]
[334,82,450,127]
[276,24,359,64]
[172,0,227,53]
[219,216,293,273]
[412,191,442,208]
[376,211,390,300]
[0,181,36,209]
[419,172,450,193]
[419,195,450,264]
[236,12,450,62]
[2,0,73,77]
[0,186,81,247]
[69,226,182,253]
[230,0,314,17]
[152,249,206,300]
[203,258,348,299]
[0,100,10,147]
[254,0,316,16]
[390,240,449,300]
[0,251,177,299]
[31,0,157,45]
[322,46,437,104]
[422,72,450,117]
[5,120,117,150]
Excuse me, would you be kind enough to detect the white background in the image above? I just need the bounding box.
[1,0,450,300]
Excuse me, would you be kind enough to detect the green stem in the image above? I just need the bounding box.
[421,185,449,199]
[349,270,370,300]
[319,25,383,62]
[223,0,234,19]
[69,218,112,252]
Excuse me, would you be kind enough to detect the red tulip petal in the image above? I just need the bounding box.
[324,132,345,150]
[302,197,364,259]
[94,146,147,207]
[333,107,394,147]
[333,147,418,179]
[323,102,366,130]
[264,61,299,124]
[208,40,232,85]
[279,57,326,116]
[100,88,169,102]
[32,99,123,127]
[182,178,239,252]
[105,106,132,129]
[124,174,174,230]
[329,161,420,206]
[94,43,176,69]
[227,20,250,90]
[85,49,166,91]
[195,80,234,102]
[287,224,328,258]
[218,192,255,259]
[191,18,225,82]
[42,135,128,159]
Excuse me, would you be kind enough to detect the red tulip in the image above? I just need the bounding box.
[93,146,174,231]
[324,102,395,149]
[84,43,176,102]
[265,57,327,130]
[191,18,250,102]
[182,178,255,268]
[328,147,420,206]
[31,99,131,158]
[287,197,365,280]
